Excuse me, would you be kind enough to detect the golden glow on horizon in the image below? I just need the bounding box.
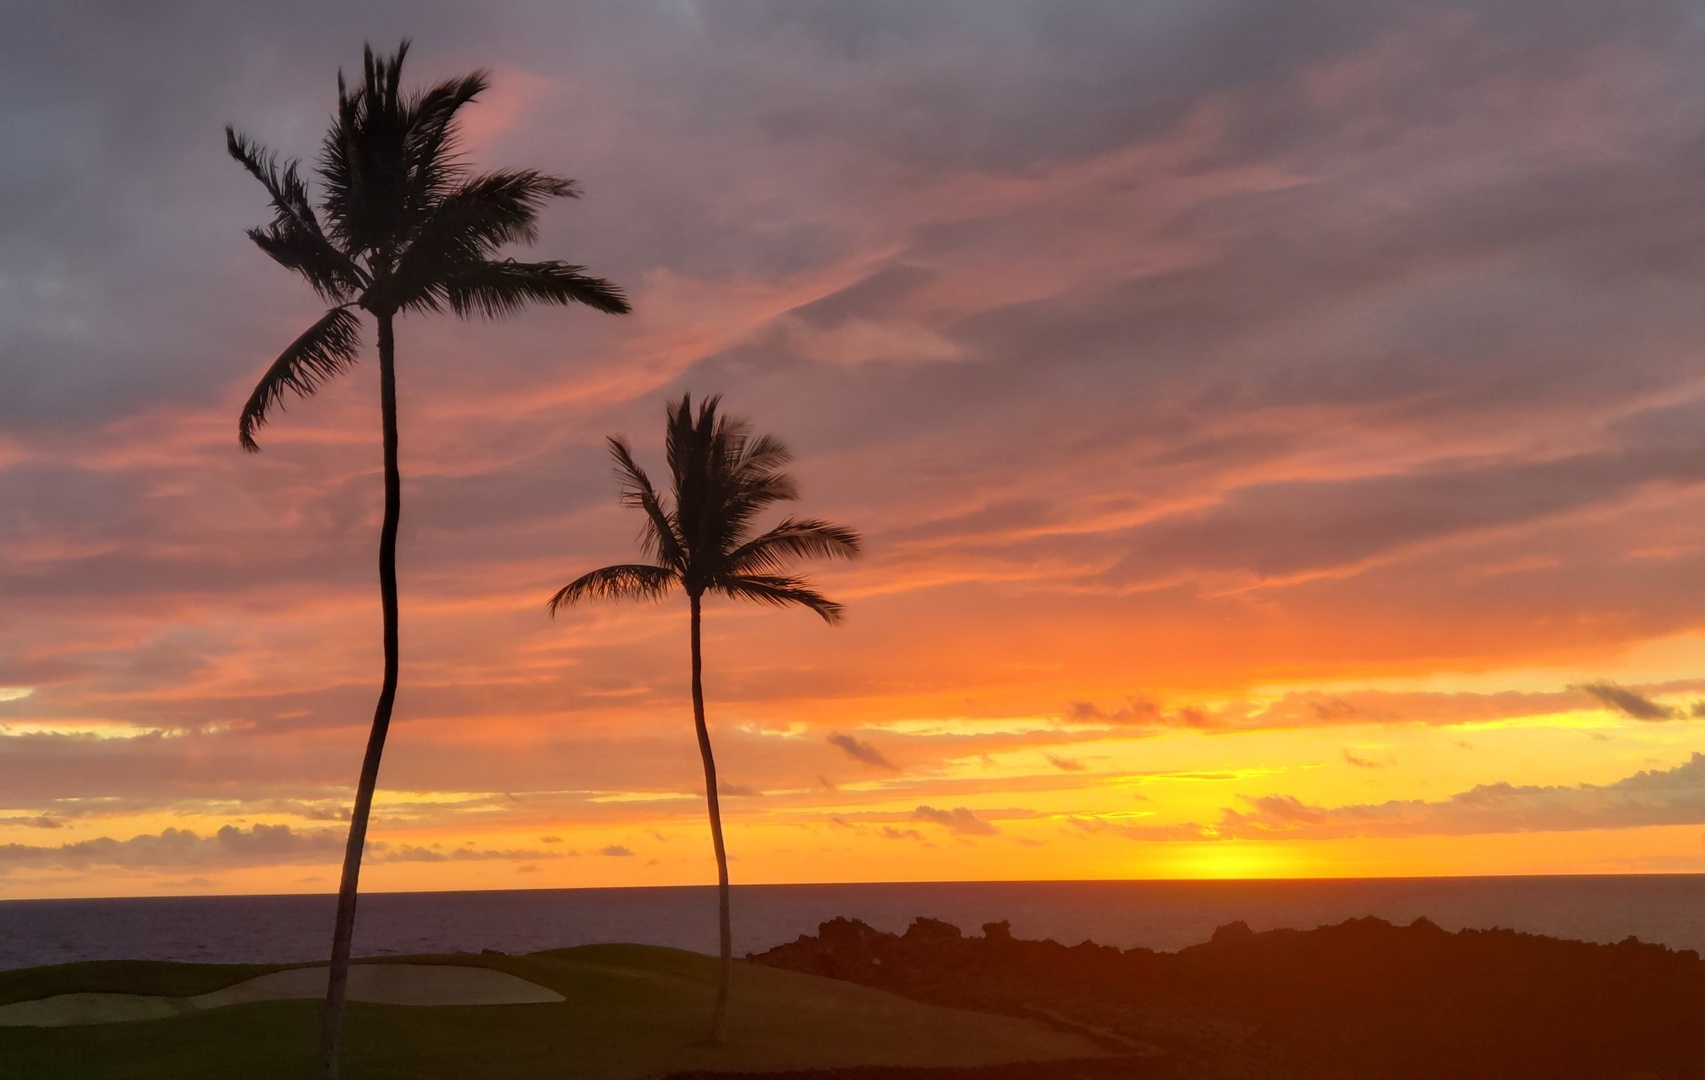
[1158,843,1306,880]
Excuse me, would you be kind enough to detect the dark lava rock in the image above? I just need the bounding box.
[749,914,1705,1079]
[662,1060,1161,1080]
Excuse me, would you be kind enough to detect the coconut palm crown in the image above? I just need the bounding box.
[549,394,861,1041]
[229,41,628,1080]
[550,395,861,618]
[229,40,629,451]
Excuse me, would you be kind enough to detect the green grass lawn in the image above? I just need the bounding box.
[0,945,1103,1079]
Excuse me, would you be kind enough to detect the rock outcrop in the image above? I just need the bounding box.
[750,915,1705,1079]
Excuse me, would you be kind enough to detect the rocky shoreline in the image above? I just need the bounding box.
[747,915,1705,1079]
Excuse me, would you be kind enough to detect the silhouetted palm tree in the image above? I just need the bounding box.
[228,42,629,1080]
[549,395,861,1041]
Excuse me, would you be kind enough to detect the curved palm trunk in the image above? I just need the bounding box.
[690,592,734,1044]
[318,312,403,1080]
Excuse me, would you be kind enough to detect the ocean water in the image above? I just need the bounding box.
[3,876,1705,972]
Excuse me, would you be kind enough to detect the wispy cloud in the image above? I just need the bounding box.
[1214,754,1705,840]
[1577,682,1680,721]
[911,805,1000,837]
[0,823,564,872]
[827,733,899,772]
[375,845,563,864]
[0,823,342,872]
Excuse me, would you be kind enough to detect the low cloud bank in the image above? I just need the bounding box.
[1220,753,1705,839]
[1067,681,1705,733]
[1080,753,1705,843]
[0,823,558,873]
[911,805,1000,836]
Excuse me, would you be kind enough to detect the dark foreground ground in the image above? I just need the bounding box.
[6,920,1698,1078]
[0,944,1108,1079]
[748,915,1705,1080]
[664,1062,1152,1079]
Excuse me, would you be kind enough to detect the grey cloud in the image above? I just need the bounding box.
[1314,700,1363,722]
[375,845,562,864]
[599,845,635,857]
[1105,440,1705,586]
[910,805,999,836]
[788,263,938,329]
[1218,752,1705,839]
[255,799,349,822]
[1064,699,1161,726]
[1578,681,1680,721]
[0,823,342,872]
[827,732,898,771]
[0,815,63,828]
[1045,754,1086,772]
[1080,686,1650,733]
[702,0,1416,177]
[1067,816,1215,842]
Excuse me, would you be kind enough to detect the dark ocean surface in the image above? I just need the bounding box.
[4,876,1705,971]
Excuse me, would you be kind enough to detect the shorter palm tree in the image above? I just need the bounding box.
[550,394,861,1042]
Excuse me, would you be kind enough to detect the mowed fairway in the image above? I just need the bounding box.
[0,945,1104,1079]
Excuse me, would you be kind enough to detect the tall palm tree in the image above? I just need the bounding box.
[228,42,629,1080]
[549,395,861,1042]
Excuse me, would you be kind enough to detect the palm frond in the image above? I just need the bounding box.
[562,394,858,622]
[713,471,800,552]
[726,518,863,575]
[238,305,362,452]
[733,431,793,477]
[392,171,580,310]
[713,421,799,551]
[225,129,319,233]
[548,564,678,614]
[245,229,360,303]
[665,394,720,495]
[226,128,361,300]
[609,437,684,568]
[441,259,631,319]
[319,42,416,257]
[402,70,487,207]
[718,574,845,623]
[430,170,576,251]
[668,395,729,563]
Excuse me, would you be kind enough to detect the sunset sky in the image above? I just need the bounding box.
[8,1,1705,899]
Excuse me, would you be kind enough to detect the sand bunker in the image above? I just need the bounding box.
[0,963,564,1028]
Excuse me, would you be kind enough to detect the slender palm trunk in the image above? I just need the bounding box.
[689,592,734,1043]
[318,312,402,1080]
